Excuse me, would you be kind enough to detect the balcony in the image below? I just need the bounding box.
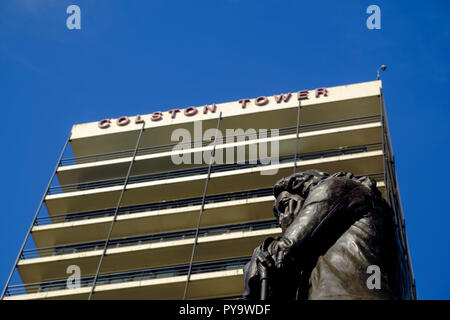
[33,167,385,249]
[58,115,382,185]
[20,221,280,284]
[33,188,275,247]
[44,144,385,216]
[5,257,250,300]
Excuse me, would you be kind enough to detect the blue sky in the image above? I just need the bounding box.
[0,0,449,299]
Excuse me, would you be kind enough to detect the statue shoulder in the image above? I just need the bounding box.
[304,177,367,205]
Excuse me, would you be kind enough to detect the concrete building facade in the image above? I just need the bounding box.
[2,80,416,300]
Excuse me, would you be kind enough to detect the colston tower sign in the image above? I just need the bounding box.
[97,87,329,129]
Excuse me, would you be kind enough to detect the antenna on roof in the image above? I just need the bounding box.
[377,64,387,80]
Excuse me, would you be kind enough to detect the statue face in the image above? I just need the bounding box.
[274,191,304,232]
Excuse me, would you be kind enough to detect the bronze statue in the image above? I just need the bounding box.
[243,170,412,300]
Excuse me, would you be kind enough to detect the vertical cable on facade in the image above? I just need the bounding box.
[379,88,417,299]
[1,134,71,300]
[88,123,145,300]
[183,112,222,300]
[293,100,301,175]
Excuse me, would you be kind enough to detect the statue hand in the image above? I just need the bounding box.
[267,238,294,269]
[256,250,275,280]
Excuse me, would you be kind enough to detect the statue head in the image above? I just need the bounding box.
[273,169,330,232]
[272,190,304,232]
[272,170,382,231]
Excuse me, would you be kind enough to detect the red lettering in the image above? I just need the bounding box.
[97,88,322,129]
[151,112,163,121]
[135,115,145,125]
[168,109,181,119]
[98,119,111,129]
[117,116,130,126]
[203,104,217,114]
[255,96,269,106]
[315,87,328,98]
[274,93,292,103]
[297,90,309,100]
[238,99,251,109]
[184,107,198,116]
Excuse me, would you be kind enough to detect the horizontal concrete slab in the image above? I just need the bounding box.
[20,228,280,284]
[69,81,382,157]
[58,120,382,185]
[45,150,384,215]
[6,269,246,300]
[33,196,275,247]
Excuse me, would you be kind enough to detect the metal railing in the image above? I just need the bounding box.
[36,187,274,225]
[38,169,384,227]
[23,219,279,260]
[4,257,251,297]
[59,115,381,167]
[48,143,382,195]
